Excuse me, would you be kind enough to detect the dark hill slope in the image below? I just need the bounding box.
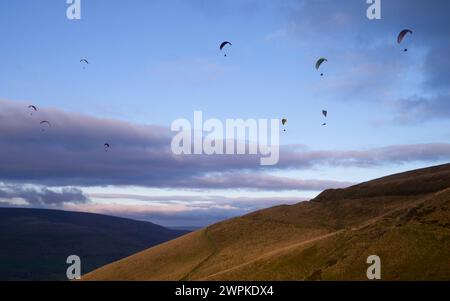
[0,208,188,280]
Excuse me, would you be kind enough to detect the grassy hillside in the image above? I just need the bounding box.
[0,208,188,280]
[83,164,450,281]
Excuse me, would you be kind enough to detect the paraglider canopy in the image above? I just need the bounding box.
[397,29,413,52]
[321,110,328,126]
[220,41,232,50]
[220,41,232,56]
[104,143,110,152]
[80,59,89,69]
[397,29,413,44]
[281,118,287,132]
[28,105,37,116]
[316,58,328,76]
[40,120,51,132]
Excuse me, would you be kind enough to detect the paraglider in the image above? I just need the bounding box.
[104,143,110,152]
[80,59,89,69]
[28,105,37,116]
[40,120,51,132]
[322,110,328,126]
[281,118,288,132]
[397,29,413,52]
[316,58,328,76]
[220,41,232,57]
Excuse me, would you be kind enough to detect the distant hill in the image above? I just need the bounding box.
[169,226,202,232]
[0,208,188,280]
[84,164,450,281]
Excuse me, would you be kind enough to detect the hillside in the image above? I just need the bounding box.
[0,208,188,280]
[83,164,450,281]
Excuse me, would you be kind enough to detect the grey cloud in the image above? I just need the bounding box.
[87,193,307,210]
[0,184,89,207]
[388,41,450,124]
[423,43,450,91]
[284,0,450,44]
[1,99,449,189]
[278,143,450,168]
[69,194,308,228]
[390,94,450,124]
[169,172,354,191]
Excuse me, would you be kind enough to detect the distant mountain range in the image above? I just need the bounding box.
[83,163,450,281]
[0,208,188,280]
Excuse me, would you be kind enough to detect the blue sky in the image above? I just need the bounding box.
[0,0,449,227]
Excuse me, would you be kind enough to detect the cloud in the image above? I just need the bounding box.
[1,99,449,190]
[64,194,307,227]
[159,172,354,191]
[422,42,450,91]
[0,184,89,207]
[383,41,450,125]
[389,94,450,124]
[86,193,308,206]
[282,0,450,45]
[276,143,450,169]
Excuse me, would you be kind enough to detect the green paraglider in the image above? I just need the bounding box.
[281,118,288,132]
[316,58,328,76]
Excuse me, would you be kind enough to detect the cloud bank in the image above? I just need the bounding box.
[1,99,449,190]
[0,184,88,207]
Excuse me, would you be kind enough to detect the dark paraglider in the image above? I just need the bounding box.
[220,41,232,57]
[28,105,37,116]
[322,110,328,126]
[40,120,51,132]
[397,29,413,52]
[281,118,288,132]
[80,59,89,69]
[316,58,328,76]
